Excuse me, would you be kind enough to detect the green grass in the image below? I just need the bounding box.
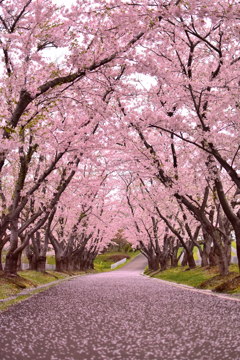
[0,277,27,299]
[193,247,199,261]
[19,270,67,285]
[0,295,30,312]
[94,250,140,272]
[150,266,213,288]
[46,256,56,265]
[177,246,201,262]
[0,284,63,313]
[0,251,138,305]
[148,264,240,294]
[0,251,139,312]
[0,270,70,301]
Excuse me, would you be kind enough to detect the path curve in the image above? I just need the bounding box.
[0,255,240,360]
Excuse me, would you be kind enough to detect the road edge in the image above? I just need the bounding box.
[141,271,240,303]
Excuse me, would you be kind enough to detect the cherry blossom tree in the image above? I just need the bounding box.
[1,0,239,277]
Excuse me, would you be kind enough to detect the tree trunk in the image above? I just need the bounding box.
[29,255,37,270]
[187,252,196,269]
[159,256,168,271]
[181,246,196,269]
[234,227,240,272]
[148,255,159,271]
[4,219,19,275]
[209,245,219,267]
[201,231,212,267]
[0,245,4,271]
[4,253,19,275]
[213,230,229,276]
[181,251,188,266]
[66,257,74,272]
[218,249,229,276]
[170,245,179,268]
[36,256,46,272]
[79,255,88,271]
[201,248,210,267]
[17,252,23,271]
[226,239,232,266]
[55,256,68,272]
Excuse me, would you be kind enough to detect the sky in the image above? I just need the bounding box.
[53,0,75,6]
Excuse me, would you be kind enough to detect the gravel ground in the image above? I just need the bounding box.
[0,255,240,360]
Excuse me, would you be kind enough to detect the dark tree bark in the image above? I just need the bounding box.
[0,236,9,271]
[148,254,160,271]
[201,230,212,267]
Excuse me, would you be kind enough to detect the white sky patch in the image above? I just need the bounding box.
[42,46,69,64]
[128,73,157,91]
[52,0,75,7]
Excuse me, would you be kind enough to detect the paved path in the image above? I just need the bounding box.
[0,255,240,360]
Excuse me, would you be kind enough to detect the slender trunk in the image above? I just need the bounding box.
[225,237,232,266]
[170,244,179,268]
[181,242,196,269]
[17,252,23,271]
[201,246,210,267]
[181,251,188,266]
[171,254,178,268]
[187,251,196,269]
[201,230,212,267]
[213,230,229,276]
[218,250,229,276]
[0,243,5,271]
[235,228,240,272]
[26,245,37,270]
[4,219,19,275]
[209,245,219,267]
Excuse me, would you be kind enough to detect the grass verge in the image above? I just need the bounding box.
[0,284,63,312]
[147,264,240,294]
[0,295,30,312]
[94,250,140,272]
[0,271,70,300]
[0,251,139,312]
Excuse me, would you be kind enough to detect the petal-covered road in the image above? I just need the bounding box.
[0,255,240,360]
